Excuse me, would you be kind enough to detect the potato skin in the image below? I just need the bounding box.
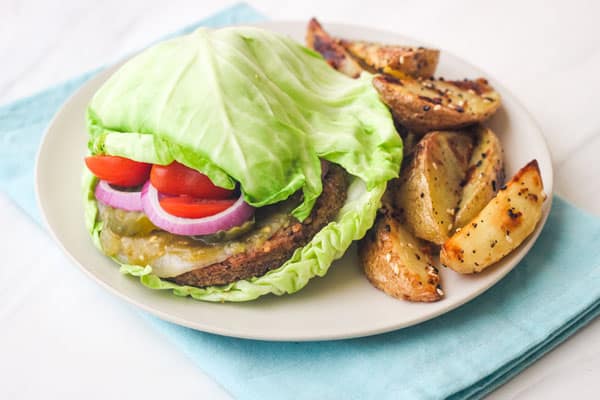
[440,160,546,273]
[373,75,501,133]
[359,212,443,302]
[339,39,440,79]
[395,131,474,244]
[306,18,363,78]
[454,126,505,229]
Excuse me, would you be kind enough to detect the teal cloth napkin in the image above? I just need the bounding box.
[2,3,600,399]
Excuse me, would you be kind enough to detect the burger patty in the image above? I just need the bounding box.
[97,165,348,288]
[169,165,348,287]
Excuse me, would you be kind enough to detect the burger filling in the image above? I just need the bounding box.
[90,159,348,287]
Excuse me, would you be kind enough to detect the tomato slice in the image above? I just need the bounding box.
[159,197,235,218]
[150,162,234,199]
[85,155,151,187]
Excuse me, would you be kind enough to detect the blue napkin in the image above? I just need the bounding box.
[2,3,600,399]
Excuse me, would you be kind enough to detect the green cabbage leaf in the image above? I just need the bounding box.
[84,170,386,302]
[87,27,402,220]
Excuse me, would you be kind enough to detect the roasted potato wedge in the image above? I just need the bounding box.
[306,18,363,78]
[454,126,505,229]
[399,130,420,157]
[440,160,546,273]
[339,39,439,79]
[359,212,443,302]
[395,131,473,244]
[373,75,501,133]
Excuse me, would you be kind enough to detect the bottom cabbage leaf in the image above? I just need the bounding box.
[83,170,384,302]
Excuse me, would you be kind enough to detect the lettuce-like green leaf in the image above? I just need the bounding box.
[87,27,402,220]
[83,169,385,302]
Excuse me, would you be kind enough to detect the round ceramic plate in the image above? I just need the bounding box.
[35,21,553,341]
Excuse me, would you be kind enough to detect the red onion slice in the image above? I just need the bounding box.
[140,182,254,236]
[95,180,143,211]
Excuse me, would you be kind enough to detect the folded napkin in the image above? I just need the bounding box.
[1,3,599,399]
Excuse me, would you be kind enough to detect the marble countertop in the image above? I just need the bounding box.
[2,0,599,398]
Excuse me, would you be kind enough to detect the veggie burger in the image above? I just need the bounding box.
[84,27,403,301]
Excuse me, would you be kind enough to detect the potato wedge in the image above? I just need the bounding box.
[395,131,473,244]
[339,39,439,79]
[359,212,443,302]
[373,75,501,133]
[306,18,363,78]
[440,160,546,273]
[398,130,420,157]
[454,126,505,229]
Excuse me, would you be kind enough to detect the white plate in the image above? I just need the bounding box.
[35,21,553,341]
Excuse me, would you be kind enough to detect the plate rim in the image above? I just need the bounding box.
[34,20,554,341]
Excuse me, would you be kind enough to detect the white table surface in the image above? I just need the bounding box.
[2,0,600,398]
